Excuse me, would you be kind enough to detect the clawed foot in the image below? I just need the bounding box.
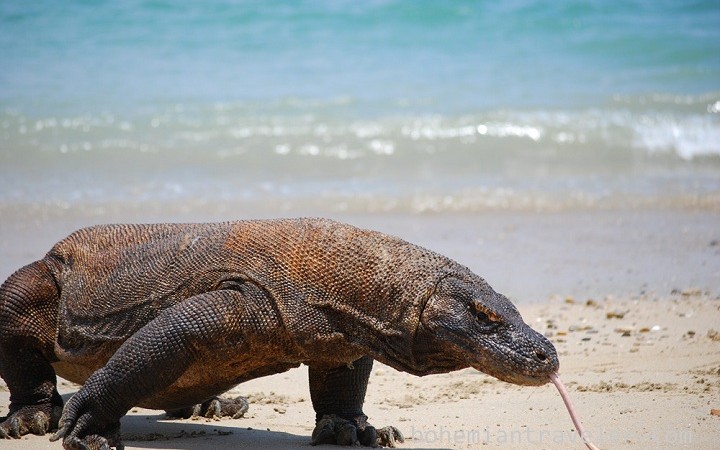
[50,390,123,450]
[52,428,123,450]
[312,414,404,447]
[0,403,63,438]
[166,395,249,420]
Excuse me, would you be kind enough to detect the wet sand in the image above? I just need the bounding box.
[1,207,719,449]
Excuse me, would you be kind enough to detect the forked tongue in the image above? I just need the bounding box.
[549,372,600,450]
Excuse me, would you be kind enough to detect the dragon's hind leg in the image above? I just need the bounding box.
[0,260,63,438]
[165,395,249,420]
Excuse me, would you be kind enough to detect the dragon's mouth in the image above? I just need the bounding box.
[472,364,554,386]
[470,342,559,386]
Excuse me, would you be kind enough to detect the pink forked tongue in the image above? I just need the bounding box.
[549,372,600,450]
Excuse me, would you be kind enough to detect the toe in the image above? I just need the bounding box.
[311,416,338,445]
[357,425,377,447]
[221,396,249,419]
[377,426,405,448]
[334,421,358,446]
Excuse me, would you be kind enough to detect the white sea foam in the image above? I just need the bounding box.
[2,102,718,213]
[631,114,720,160]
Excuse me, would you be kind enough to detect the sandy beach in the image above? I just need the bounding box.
[3,1,719,448]
[1,207,719,449]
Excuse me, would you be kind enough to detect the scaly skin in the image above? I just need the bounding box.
[0,218,558,449]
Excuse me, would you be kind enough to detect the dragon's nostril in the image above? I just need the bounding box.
[535,349,547,361]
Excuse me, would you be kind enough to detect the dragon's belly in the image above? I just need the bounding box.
[53,330,305,411]
[52,360,96,386]
[137,356,302,410]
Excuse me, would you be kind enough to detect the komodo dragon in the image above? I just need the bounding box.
[0,218,559,449]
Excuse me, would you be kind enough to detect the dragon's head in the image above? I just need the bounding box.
[414,275,558,385]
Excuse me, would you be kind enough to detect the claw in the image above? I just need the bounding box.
[0,416,20,439]
[357,425,377,447]
[83,434,116,450]
[11,417,21,438]
[10,417,21,438]
[204,399,222,419]
[334,421,358,446]
[50,421,70,442]
[311,415,337,445]
[377,426,404,448]
[30,411,50,435]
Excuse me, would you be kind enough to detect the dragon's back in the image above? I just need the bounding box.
[49,222,235,352]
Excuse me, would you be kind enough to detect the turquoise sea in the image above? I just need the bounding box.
[1,0,719,215]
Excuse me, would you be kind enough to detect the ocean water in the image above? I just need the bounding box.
[1,0,719,216]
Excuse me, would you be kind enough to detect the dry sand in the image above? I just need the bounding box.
[1,208,719,449]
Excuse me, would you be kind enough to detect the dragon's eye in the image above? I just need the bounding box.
[471,302,499,325]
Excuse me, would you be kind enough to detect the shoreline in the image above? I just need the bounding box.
[1,206,718,301]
